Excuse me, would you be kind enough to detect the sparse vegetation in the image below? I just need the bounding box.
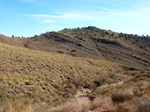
[72,76,83,89]
[111,91,133,103]
[0,41,121,110]
[0,26,150,112]
[138,98,150,112]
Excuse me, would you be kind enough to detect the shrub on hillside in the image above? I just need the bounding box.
[72,76,83,89]
[90,97,108,110]
[116,102,136,112]
[109,72,117,78]
[111,91,133,103]
[93,75,106,86]
[138,98,150,112]
[89,83,97,92]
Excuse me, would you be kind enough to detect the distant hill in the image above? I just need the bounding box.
[1,26,150,70]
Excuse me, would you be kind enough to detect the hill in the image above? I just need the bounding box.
[0,42,123,107]
[0,27,150,112]
[1,26,150,70]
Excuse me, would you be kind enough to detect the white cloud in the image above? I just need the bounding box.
[29,14,59,18]
[29,13,90,19]
[98,6,116,12]
[26,13,94,24]
[42,19,55,23]
[27,5,150,22]
[97,6,150,19]
[136,0,150,3]
[25,2,150,35]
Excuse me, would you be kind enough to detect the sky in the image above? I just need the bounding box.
[0,0,150,37]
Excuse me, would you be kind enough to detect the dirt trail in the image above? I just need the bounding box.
[48,73,131,112]
[75,73,132,112]
[75,89,92,105]
[83,59,99,67]
[100,73,131,89]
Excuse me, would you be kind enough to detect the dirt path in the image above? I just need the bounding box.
[82,59,99,67]
[75,89,92,105]
[100,73,131,89]
[75,73,132,112]
[48,73,132,112]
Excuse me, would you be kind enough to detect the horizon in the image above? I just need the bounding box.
[4,26,150,38]
[0,0,150,37]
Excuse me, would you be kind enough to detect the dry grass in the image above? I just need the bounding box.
[0,99,46,112]
[138,97,150,112]
[0,42,121,107]
[116,102,137,112]
[90,97,116,112]
[1,29,150,112]
[47,100,90,112]
[90,97,109,110]
[111,91,133,103]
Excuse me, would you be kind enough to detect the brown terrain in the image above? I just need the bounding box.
[1,26,150,70]
[0,26,150,112]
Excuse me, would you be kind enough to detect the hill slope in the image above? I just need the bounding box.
[1,27,149,70]
[0,42,122,106]
[0,27,150,111]
[1,26,150,70]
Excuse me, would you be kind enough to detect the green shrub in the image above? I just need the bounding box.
[94,80,102,86]
[93,75,106,86]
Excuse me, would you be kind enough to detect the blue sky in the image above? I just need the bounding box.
[0,0,150,37]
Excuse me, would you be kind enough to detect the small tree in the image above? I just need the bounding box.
[12,35,14,38]
[72,76,83,89]
[93,75,106,86]
[119,33,123,37]
[111,33,114,37]
[34,35,38,37]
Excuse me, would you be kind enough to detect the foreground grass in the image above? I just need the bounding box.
[1,82,149,112]
[0,98,47,112]
[0,64,149,112]
[0,42,122,108]
[0,42,149,112]
[47,77,150,112]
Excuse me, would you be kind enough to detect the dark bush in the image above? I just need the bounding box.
[72,76,83,88]
[111,92,133,103]
[93,75,106,86]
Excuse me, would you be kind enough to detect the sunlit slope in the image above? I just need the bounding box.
[0,34,25,47]
[1,26,150,70]
[0,42,121,106]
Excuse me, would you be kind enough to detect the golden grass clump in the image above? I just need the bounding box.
[48,100,90,112]
[0,98,46,112]
[90,97,116,112]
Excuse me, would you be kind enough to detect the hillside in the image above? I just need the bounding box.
[0,27,150,112]
[1,26,150,70]
[0,34,26,47]
[0,42,123,107]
